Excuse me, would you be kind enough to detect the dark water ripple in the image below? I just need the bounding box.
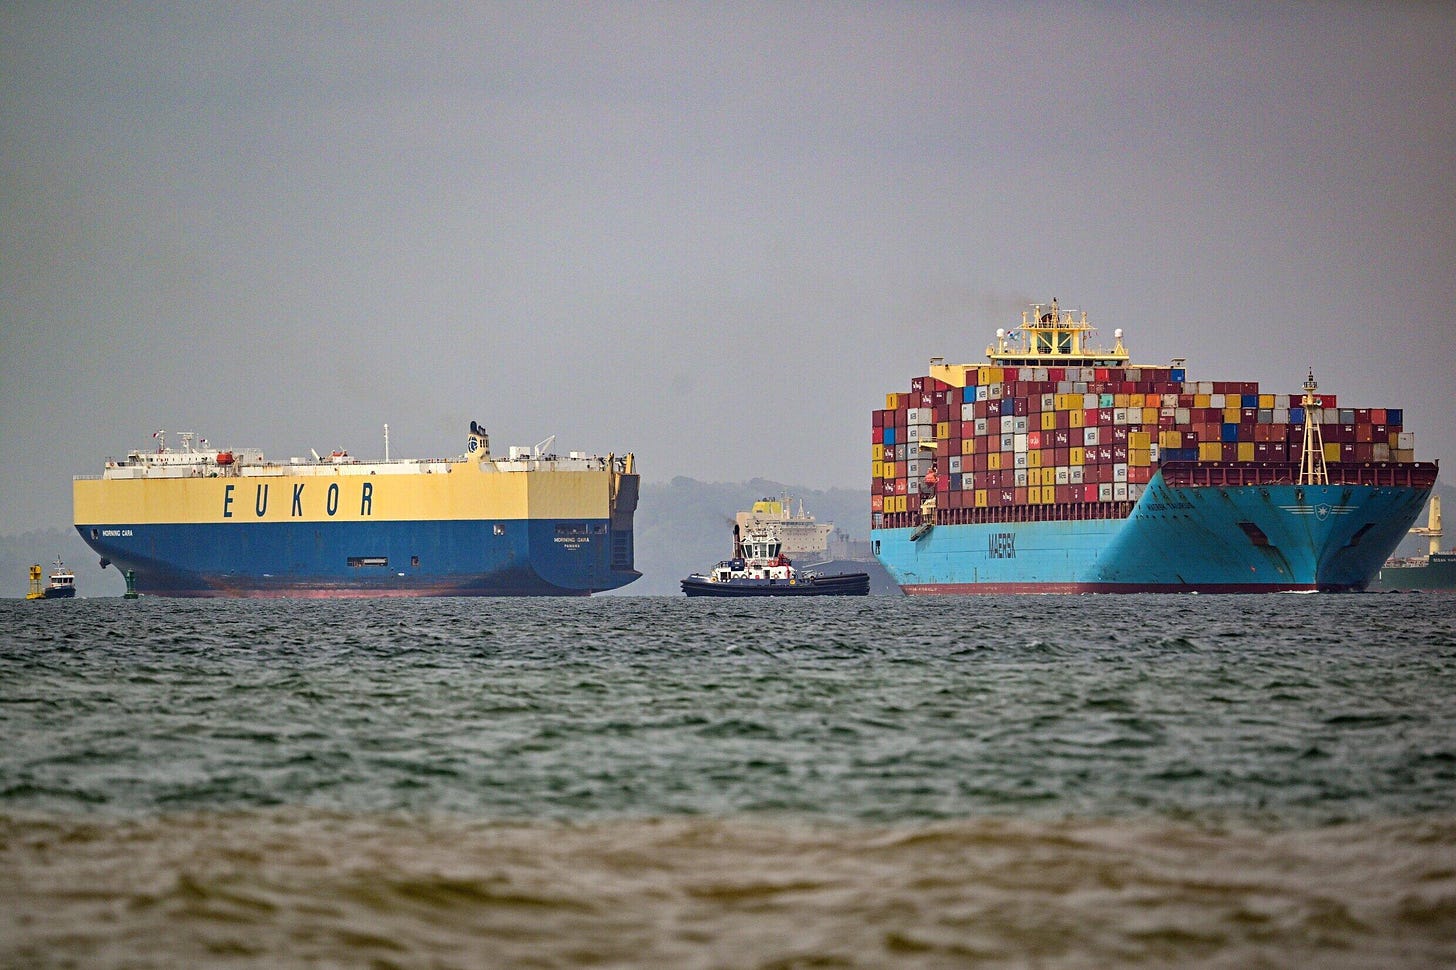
[3,593,1455,966]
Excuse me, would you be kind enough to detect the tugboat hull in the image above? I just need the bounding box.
[680,572,869,597]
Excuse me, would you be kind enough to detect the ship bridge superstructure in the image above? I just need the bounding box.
[928,297,1133,387]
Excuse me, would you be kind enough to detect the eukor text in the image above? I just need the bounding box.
[223,482,374,518]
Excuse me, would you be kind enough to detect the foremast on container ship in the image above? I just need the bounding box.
[869,298,1437,593]
[74,423,641,597]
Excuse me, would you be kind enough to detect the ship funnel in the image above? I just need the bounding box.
[467,420,491,458]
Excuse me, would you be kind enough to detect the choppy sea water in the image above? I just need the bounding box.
[2,594,1454,968]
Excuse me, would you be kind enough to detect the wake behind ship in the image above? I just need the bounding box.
[74,423,640,597]
[871,299,1438,594]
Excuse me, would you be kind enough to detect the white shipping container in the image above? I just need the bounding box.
[1054,467,1069,485]
[1210,393,1225,409]
[1014,469,1028,487]
[1113,463,1128,482]
[1013,416,1029,434]
[1014,452,1028,468]
[1114,482,1129,501]
[948,455,963,473]
[1070,467,1085,484]
[1176,408,1190,424]
[1041,393,1056,412]
[1113,408,1129,425]
[1013,433,1028,453]
[1397,432,1415,450]
[1098,483,1114,501]
[975,418,989,436]
[1084,427,1101,446]
[1000,434,1015,451]
[976,385,989,401]
[1084,393,1099,409]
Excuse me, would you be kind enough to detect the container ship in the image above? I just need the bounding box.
[870,299,1438,593]
[74,423,640,597]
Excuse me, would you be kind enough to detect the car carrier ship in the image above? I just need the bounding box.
[73,423,640,597]
[870,298,1437,593]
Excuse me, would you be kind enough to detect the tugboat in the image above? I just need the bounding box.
[681,524,870,597]
[26,558,77,600]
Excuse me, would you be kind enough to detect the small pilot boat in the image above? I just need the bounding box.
[27,558,77,600]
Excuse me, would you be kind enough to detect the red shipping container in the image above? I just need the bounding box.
[1028,431,1043,450]
[1222,443,1238,462]
[1083,483,1100,502]
[871,495,884,512]
[894,479,908,495]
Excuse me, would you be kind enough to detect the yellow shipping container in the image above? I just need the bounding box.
[1027,486,1041,504]
[1129,393,1144,408]
[974,489,988,508]
[1194,394,1211,408]
[1160,430,1180,449]
[872,461,883,480]
[1028,450,1043,468]
[886,393,900,409]
[1070,446,1085,465]
[1041,411,1057,431]
[1143,407,1159,424]
[872,443,884,461]
[1258,394,1275,409]
[1113,394,1129,408]
[1324,442,1342,463]
[1199,442,1224,462]
[1237,442,1255,462]
[1069,408,1086,428]
[1130,449,1151,466]
[1129,431,1151,450]
[936,421,950,440]
[988,453,1002,471]
[962,438,977,455]
[1224,407,1241,424]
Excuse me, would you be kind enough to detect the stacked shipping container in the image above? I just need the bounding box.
[871,365,1415,531]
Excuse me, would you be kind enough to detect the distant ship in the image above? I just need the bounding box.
[1376,495,1455,591]
[74,424,641,597]
[870,298,1437,593]
[26,558,76,600]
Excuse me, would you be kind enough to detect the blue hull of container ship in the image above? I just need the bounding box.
[872,472,1432,593]
[76,518,639,597]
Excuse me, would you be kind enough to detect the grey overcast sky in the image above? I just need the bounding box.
[3,2,1453,536]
